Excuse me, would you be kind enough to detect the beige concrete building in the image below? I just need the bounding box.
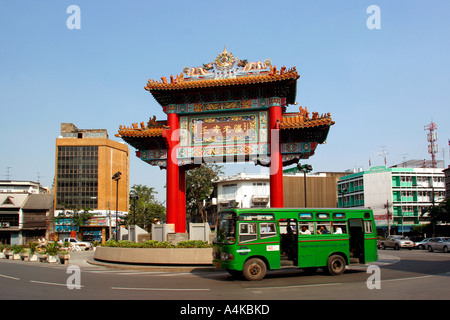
[284,172,347,208]
[54,123,129,215]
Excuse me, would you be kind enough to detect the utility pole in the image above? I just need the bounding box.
[384,200,392,236]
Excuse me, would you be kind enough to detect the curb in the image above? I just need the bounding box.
[86,258,217,273]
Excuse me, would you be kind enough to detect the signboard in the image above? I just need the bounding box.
[178,110,268,163]
[374,213,393,226]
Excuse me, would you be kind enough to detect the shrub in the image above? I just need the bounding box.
[45,242,61,255]
[28,242,38,254]
[176,240,211,248]
[101,239,209,248]
[12,245,24,254]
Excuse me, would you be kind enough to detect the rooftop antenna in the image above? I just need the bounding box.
[378,146,388,166]
[424,121,438,168]
[37,172,44,185]
[2,167,12,180]
[400,153,408,167]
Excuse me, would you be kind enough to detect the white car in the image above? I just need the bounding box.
[378,235,414,250]
[414,238,431,250]
[427,237,450,252]
[63,237,92,250]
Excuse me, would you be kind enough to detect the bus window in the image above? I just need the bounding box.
[299,222,314,235]
[333,213,346,219]
[317,223,331,234]
[299,213,313,220]
[332,222,347,234]
[240,214,274,221]
[316,213,330,220]
[215,212,236,244]
[260,223,277,238]
[239,223,257,243]
[364,220,373,234]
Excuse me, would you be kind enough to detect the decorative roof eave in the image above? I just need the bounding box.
[280,107,335,130]
[144,68,299,92]
[115,116,168,150]
[117,110,334,143]
[144,48,301,106]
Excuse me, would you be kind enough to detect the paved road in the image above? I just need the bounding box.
[1,249,449,303]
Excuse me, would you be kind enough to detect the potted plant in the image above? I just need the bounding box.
[0,244,8,259]
[4,246,13,259]
[45,242,60,263]
[58,250,70,264]
[37,245,48,262]
[19,247,29,261]
[28,242,38,261]
[12,245,23,260]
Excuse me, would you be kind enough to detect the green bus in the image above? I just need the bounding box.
[212,208,378,280]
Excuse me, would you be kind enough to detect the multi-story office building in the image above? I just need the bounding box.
[444,166,450,199]
[54,123,130,221]
[337,163,446,232]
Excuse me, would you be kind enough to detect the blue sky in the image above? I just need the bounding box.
[1,1,449,202]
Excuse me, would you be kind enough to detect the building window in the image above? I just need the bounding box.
[222,184,237,198]
[56,146,98,209]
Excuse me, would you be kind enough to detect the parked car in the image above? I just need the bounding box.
[378,235,414,250]
[414,238,432,250]
[62,237,92,250]
[427,237,450,252]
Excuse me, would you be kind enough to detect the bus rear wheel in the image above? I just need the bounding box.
[243,258,267,281]
[325,255,346,276]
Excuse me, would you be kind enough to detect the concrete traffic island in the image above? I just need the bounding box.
[93,246,213,266]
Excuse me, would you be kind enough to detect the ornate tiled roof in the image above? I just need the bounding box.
[145,67,299,91]
[281,107,335,129]
[116,107,334,143]
[115,116,167,142]
[144,48,300,106]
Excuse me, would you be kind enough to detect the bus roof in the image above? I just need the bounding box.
[219,207,374,220]
[220,208,373,213]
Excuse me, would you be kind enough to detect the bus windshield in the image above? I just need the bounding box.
[215,212,236,244]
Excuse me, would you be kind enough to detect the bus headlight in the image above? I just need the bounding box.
[220,252,234,261]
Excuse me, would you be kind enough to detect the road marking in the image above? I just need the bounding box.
[0,273,20,281]
[381,275,434,283]
[157,272,193,277]
[111,287,210,291]
[246,282,341,290]
[30,280,84,288]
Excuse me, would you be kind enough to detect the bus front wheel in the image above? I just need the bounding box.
[325,255,346,276]
[243,258,267,281]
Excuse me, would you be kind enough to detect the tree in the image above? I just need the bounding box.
[186,164,223,223]
[420,198,450,237]
[127,184,165,231]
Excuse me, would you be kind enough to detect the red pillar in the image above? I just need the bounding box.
[269,97,284,208]
[165,112,179,229]
[178,166,186,233]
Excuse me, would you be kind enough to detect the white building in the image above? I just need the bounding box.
[215,173,270,211]
[0,180,48,194]
[338,164,446,232]
[0,181,53,245]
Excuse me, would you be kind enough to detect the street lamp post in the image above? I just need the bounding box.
[297,164,313,208]
[112,171,122,241]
